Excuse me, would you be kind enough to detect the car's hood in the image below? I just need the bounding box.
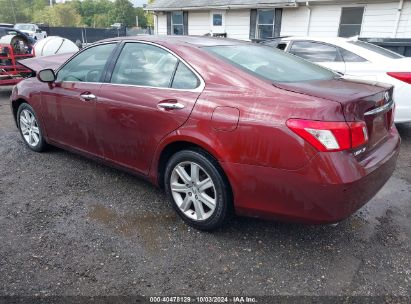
[18,53,74,72]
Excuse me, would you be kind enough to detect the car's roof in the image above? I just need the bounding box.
[100,35,248,48]
[269,36,405,61]
[276,36,355,45]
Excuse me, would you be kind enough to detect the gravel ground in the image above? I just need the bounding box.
[0,89,410,297]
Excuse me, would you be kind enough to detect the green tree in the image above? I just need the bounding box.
[134,7,147,28]
[113,0,134,26]
[33,4,82,26]
[0,0,31,23]
[145,0,154,27]
[72,0,114,27]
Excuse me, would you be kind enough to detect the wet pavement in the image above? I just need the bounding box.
[0,90,410,296]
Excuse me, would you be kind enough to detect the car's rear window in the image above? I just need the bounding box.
[348,41,403,59]
[205,44,336,83]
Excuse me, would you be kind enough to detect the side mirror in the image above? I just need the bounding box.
[37,69,56,83]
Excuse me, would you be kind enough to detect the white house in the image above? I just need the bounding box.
[146,0,411,40]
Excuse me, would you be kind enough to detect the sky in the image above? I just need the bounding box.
[131,0,148,7]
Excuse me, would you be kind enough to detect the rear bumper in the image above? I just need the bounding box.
[395,105,411,123]
[393,81,411,123]
[221,127,400,224]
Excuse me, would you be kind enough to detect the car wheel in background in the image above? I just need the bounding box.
[164,149,232,231]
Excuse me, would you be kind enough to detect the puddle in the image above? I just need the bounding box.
[88,204,180,253]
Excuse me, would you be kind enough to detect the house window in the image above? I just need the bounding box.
[172,11,184,35]
[257,9,275,39]
[213,13,223,26]
[338,7,364,37]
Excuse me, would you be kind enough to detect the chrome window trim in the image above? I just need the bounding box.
[364,100,394,116]
[57,81,202,93]
[55,40,206,93]
[108,40,205,93]
[101,82,204,93]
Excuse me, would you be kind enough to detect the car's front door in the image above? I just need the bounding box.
[40,43,117,156]
[289,40,346,74]
[96,42,203,175]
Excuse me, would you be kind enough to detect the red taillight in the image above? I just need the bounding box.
[350,122,369,149]
[286,119,368,152]
[387,72,411,85]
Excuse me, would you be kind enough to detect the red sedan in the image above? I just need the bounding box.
[10,36,400,230]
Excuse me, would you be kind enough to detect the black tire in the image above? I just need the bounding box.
[164,149,232,231]
[17,103,47,152]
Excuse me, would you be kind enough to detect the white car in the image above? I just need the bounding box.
[14,23,47,41]
[262,37,411,123]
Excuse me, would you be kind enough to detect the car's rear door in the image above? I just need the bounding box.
[288,40,346,74]
[95,41,203,175]
[40,43,117,156]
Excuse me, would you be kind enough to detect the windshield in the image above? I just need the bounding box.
[15,24,35,31]
[348,41,403,59]
[206,44,336,83]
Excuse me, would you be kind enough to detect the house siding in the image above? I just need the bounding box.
[281,7,309,36]
[225,9,251,40]
[361,2,399,37]
[153,1,411,39]
[281,1,411,38]
[394,0,411,38]
[307,5,341,36]
[188,11,209,35]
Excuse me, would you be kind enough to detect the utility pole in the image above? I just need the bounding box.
[136,15,139,27]
[50,0,53,7]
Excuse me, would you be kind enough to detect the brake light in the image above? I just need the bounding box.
[286,119,368,152]
[387,72,411,85]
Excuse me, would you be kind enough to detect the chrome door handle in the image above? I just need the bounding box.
[80,93,96,101]
[158,102,185,110]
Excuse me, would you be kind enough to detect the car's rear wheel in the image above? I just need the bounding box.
[164,149,231,231]
[17,103,47,152]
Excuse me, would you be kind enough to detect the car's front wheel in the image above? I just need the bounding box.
[164,149,232,231]
[17,103,47,152]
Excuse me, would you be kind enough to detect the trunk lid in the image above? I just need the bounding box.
[274,78,394,155]
[18,52,74,73]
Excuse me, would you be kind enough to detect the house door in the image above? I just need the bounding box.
[210,11,226,35]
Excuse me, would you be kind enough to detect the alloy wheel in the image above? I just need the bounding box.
[19,109,40,147]
[170,161,217,221]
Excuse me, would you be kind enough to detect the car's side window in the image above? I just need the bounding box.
[56,43,116,83]
[339,47,367,62]
[290,41,342,62]
[171,62,199,89]
[111,43,178,88]
[276,43,288,51]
